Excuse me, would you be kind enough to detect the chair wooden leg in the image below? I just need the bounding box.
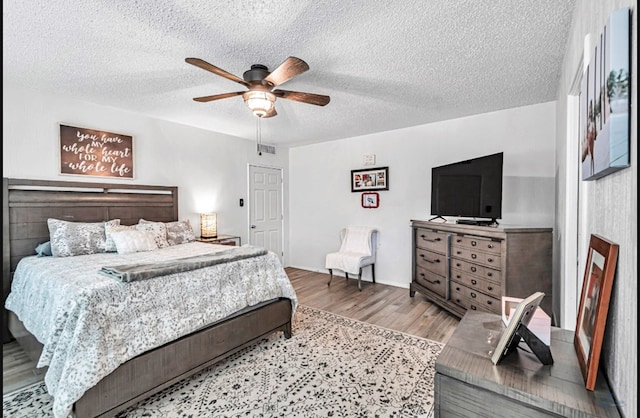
[327,269,333,286]
[371,264,376,284]
[345,273,349,280]
[357,268,363,291]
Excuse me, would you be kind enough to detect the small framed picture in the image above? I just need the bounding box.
[351,167,389,192]
[574,234,619,390]
[361,192,379,208]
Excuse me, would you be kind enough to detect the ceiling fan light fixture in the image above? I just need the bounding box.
[243,91,276,118]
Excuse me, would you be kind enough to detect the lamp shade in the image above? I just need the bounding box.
[200,213,217,238]
[243,91,275,118]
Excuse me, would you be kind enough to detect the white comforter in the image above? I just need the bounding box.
[5,242,298,418]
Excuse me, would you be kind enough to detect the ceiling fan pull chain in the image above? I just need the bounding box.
[256,117,262,156]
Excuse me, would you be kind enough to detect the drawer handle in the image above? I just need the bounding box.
[456,239,462,243]
[457,275,461,279]
[470,305,477,310]
[471,279,477,285]
[471,292,477,298]
[488,258,494,263]
[488,244,494,249]
[488,286,493,291]
[457,251,462,255]
[421,235,441,243]
[456,263,461,267]
[456,287,460,291]
[424,258,440,264]
[471,254,477,259]
[471,241,477,246]
[487,300,492,305]
[487,272,493,277]
[456,299,461,303]
[470,266,477,272]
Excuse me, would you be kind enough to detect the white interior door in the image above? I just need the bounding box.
[249,165,283,262]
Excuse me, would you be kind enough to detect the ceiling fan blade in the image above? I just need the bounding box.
[272,89,330,106]
[193,91,245,103]
[185,58,249,88]
[263,57,309,87]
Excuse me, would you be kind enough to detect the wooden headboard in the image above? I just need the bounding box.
[2,178,178,342]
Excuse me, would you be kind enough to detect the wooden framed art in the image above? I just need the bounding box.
[351,166,388,192]
[574,234,619,390]
[59,123,134,179]
[361,192,379,208]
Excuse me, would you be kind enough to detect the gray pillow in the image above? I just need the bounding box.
[47,219,108,257]
[165,220,196,246]
[35,241,53,257]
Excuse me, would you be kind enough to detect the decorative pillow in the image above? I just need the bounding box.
[110,230,159,255]
[165,219,196,246]
[35,241,53,257]
[104,219,122,252]
[47,219,108,257]
[137,219,170,248]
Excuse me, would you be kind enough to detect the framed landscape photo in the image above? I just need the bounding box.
[351,166,388,192]
[574,234,619,390]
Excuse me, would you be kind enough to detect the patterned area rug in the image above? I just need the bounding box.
[3,305,443,417]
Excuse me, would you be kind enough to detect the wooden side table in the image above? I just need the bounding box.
[196,235,241,246]
[434,310,621,417]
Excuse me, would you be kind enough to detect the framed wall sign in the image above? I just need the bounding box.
[351,166,388,192]
[361,192,379,208]
[574,234,619,390]
[59,123,134,179]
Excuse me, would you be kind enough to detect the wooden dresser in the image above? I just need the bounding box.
[410,220,553,319]
[435,310,621,417]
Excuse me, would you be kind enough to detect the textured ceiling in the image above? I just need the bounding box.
[3,0,576,147]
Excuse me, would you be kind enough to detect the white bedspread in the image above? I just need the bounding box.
[5,242,297,418]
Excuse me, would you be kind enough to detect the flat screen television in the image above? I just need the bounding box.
[430,152,503,224]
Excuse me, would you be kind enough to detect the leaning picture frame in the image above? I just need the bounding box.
[491,292,546,365]
[574,234,619,390]
[351,166,389,192]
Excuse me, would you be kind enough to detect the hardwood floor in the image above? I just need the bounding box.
[2,267,459,396]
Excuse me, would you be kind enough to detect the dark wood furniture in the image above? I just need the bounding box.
[2,178,293,418]
[197,234,241,246]
[434,310,621,417]
[410,220,553,320]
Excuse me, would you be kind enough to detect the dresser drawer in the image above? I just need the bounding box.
[451,235,502,255]
[450,267,501,299]
[415,266,447,298]
[450,284,501,314]
[451,259,501,284]
[416,247,447,277]
[415,228,448,253]
[451,246,501,269]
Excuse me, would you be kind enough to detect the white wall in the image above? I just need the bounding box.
[2,85,290,262]
[555,1,637,416]
[288,102,556,291]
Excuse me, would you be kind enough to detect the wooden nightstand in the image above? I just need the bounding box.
[434,310,620,417]
[196,235,241,246]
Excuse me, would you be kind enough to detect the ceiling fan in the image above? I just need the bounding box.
[185,56,330,118]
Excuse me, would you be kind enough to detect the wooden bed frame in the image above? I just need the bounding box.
[2,178,293,418]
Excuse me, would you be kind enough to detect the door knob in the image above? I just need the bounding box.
[251,225,257,229]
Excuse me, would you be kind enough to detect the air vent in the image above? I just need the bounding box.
[257,144,276,155]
